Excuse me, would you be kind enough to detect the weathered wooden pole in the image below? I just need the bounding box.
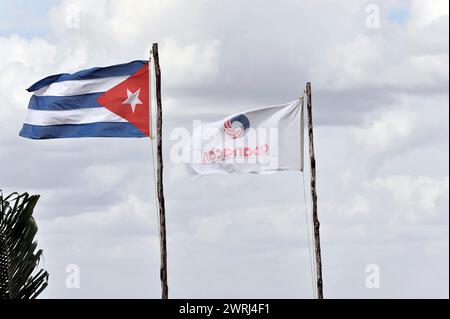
[152,43,169,299]
[305,82,324,299]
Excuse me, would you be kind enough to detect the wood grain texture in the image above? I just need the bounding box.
[306,82,324,299]
[152,43,169,300]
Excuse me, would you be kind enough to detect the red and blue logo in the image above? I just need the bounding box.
[224,114,250,139]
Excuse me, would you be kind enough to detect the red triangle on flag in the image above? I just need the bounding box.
[96,63,150,136]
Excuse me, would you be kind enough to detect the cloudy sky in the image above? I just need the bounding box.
[0,0,448,299]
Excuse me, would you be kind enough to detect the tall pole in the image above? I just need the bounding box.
[152,43,169,299]
[306,82,324,299]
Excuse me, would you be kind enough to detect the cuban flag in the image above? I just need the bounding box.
[19,60,150,139]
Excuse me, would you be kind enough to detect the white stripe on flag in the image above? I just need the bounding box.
[24,108,127,126]
[32,76,130,97]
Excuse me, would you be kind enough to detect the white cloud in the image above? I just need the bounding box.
[160,38,221,87]
[350,110,416,154]
[0,35,56,71]
[410,0,449,28]
[367,175,449,224]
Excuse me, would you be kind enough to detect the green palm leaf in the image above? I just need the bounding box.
[0,191,49,299]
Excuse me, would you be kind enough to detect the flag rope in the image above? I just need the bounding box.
[150,139,161,235]
[302,170,317,299]
[149,53,161,236]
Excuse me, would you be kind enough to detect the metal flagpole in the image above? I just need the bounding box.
[305,82,324,299]
[152,42,169,299]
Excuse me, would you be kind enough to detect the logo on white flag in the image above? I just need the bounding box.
[224,114,250,139]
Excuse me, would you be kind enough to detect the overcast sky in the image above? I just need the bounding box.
[0,0,448,299]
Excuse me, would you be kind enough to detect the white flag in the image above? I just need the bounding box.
[187,99,304,175]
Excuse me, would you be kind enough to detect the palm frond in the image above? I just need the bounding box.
[0,191,49,299]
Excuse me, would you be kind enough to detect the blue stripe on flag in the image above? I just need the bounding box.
[27,60,148,92]
[28,93,103,110]
[19,122,146,139]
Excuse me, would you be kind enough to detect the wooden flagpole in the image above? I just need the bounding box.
[152,43,169,299]
[305,82,324,299]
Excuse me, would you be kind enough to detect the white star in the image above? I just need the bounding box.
[122,88,143,113]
